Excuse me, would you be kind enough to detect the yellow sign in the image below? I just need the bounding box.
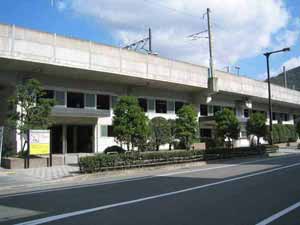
[29,130,50,155]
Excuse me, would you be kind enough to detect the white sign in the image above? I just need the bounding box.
[29,130,50,155]
[0,127,4,166]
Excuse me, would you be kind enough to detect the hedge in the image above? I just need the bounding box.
[79,146,277,173]
[79,150,203,173]
[272,124,298,144]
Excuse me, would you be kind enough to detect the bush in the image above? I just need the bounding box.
[79,150,204,173]
[104,146,126,154]
[271,124,298,144]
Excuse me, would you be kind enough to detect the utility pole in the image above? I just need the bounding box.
[283,66,287,88]
[148,28,152,54]
[207,8,214,78]
[235,66,240,75]
[123,28,153,54]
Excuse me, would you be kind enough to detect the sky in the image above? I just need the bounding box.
[0,0,300,80]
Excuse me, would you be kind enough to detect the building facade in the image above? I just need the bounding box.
[0,24,299,154]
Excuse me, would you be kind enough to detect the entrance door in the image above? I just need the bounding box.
[67,125,93,153]
[50,125,63,154]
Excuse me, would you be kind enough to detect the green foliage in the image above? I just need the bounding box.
[112,96,149,151]
[215,108,240,148]
[296,122,300,138]
[246,112,267,145]
[149,117,171,151]
[175,105,198,150]
[79,150,204,173]
[271,124,298,144]
[7,79,55,151]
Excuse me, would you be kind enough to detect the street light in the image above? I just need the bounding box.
[263,47,290,145]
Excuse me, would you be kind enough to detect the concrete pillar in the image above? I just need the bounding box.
[62,125,67,154]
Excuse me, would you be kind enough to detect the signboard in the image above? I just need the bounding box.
[0,127,3,166]
[29,130,50,155]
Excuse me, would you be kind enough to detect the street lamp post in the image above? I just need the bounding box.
[263,47,290,145]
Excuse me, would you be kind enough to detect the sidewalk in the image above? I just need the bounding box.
[0,165,79,190]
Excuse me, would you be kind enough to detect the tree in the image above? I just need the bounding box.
[167,119,176,150]
[246,112,267,145]
[175,105,198,150]
[112,96,149,151]
[215,108,240,149]
[149,117,171,151]
[7,79,55,152]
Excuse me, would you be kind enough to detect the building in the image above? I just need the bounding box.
[0,23,299,155]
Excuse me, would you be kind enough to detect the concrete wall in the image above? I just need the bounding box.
[1,23,300,106]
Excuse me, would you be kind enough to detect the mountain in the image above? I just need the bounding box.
[269,66,300,91]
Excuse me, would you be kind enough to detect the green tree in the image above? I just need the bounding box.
[215,108,240,148]
[167,119,176,150]
[296,122,300,137]
[112,96,149,151]
[246,112,267,145]
[149,117,171,151]
[7,79,55,152]
[175,105,198,150]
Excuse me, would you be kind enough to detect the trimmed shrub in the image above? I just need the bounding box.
[104,146,126,154]
[79,150,203,173]
[271,124,298,144]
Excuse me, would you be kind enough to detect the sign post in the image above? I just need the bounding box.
[29,130,51,167]
[0,127,4,167]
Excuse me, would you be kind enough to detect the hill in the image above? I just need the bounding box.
[270,66,300,91]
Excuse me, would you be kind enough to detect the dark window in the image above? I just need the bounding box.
[213,106,222,115]
[138,98,148,112]
[97,95,110,110]
[200,129,212,138]
[272,112,276,120]
[244,109,250,118]
[175,101,184,113]
[200,104,208,116]
[280,113,288,121]
[156,100,167,113]
[101,125,114,137]
[41,90,54,99]
[107,125,114,137]
[67,92,84,108]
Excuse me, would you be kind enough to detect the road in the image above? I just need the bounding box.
[1,154,300,225]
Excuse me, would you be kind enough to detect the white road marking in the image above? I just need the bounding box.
[256,201,300,225]
[0,155,293,199]
[14,161,300,225]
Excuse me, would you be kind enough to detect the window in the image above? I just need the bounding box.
[200,129,212,138]
[200,104,208,116]
[41,90,54,99]
[208,105,213,115]
[67,92,84,108]
[156,100,167,113]
[175,101,184,113]
[111,96,118,109]
[167,101,175,112]
[148,99,155,112]
[85,94,95,108]
[244,109,250,118]
[272,112,277,120]
[100,125,114,137]
[213,105,222,115]
[138,98,148,112]
[280,113,289,121]
[97,94,110,110]
[55,91,65,106]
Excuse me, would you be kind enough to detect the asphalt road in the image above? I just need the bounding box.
[1,154,300,225]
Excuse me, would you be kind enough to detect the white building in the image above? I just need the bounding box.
[0,24,299,154]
